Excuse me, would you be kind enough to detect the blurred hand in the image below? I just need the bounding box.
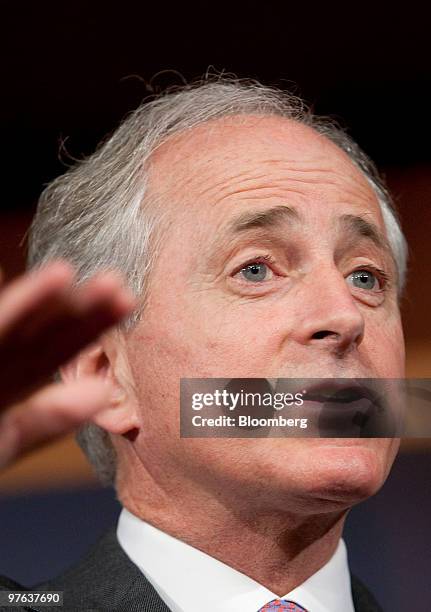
[0,261,136,469]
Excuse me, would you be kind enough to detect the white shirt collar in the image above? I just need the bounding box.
[117,508,354,612]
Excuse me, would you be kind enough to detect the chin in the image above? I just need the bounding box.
[301,442,392,509]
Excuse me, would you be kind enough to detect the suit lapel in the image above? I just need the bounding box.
[35,528,172,611]
[351,573,383,612]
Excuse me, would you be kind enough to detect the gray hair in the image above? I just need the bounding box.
[27,77,408,486]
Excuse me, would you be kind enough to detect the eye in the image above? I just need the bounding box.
[238,261,274,282]
[347,269,381,291]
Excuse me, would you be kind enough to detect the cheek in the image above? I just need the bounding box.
[186,301,285,376]
[131,294,283,383]
[364,310,405,376]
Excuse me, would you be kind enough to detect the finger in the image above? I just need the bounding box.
[0,378,113,469]
[0,268,136,408]
[0,261,76,335]
[0,273,135,403]
[13,269,135,339]
[69,270,137,323]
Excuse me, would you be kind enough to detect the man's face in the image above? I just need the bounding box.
[121,115,405,515]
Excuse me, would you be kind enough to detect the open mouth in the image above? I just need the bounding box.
[272,379,397,436]
[304,383,381,406]
[305,384,396,437]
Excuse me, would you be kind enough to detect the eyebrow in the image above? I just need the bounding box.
[339,214,393,255]
[226,205,300,234]
[225,206,392,255]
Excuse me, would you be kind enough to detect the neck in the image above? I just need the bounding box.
[119,470,348,595]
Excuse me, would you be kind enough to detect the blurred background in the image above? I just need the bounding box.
[0,2,430,610]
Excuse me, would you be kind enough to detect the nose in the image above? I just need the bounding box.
[292,265,365,357]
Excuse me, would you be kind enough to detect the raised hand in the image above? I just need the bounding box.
[0,261,135,469]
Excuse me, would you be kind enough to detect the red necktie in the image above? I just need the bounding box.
[258,598,309,611]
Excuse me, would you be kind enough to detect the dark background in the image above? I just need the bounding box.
[2,1,431,213]
[0,2,430,610]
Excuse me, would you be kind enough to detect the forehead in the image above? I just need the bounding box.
[147,114,382,225]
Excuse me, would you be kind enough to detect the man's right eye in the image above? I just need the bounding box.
[238,262,274,282]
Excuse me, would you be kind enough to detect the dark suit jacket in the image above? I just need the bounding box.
[0,528,383,611]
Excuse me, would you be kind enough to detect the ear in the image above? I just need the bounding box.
[60,334,140,435]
